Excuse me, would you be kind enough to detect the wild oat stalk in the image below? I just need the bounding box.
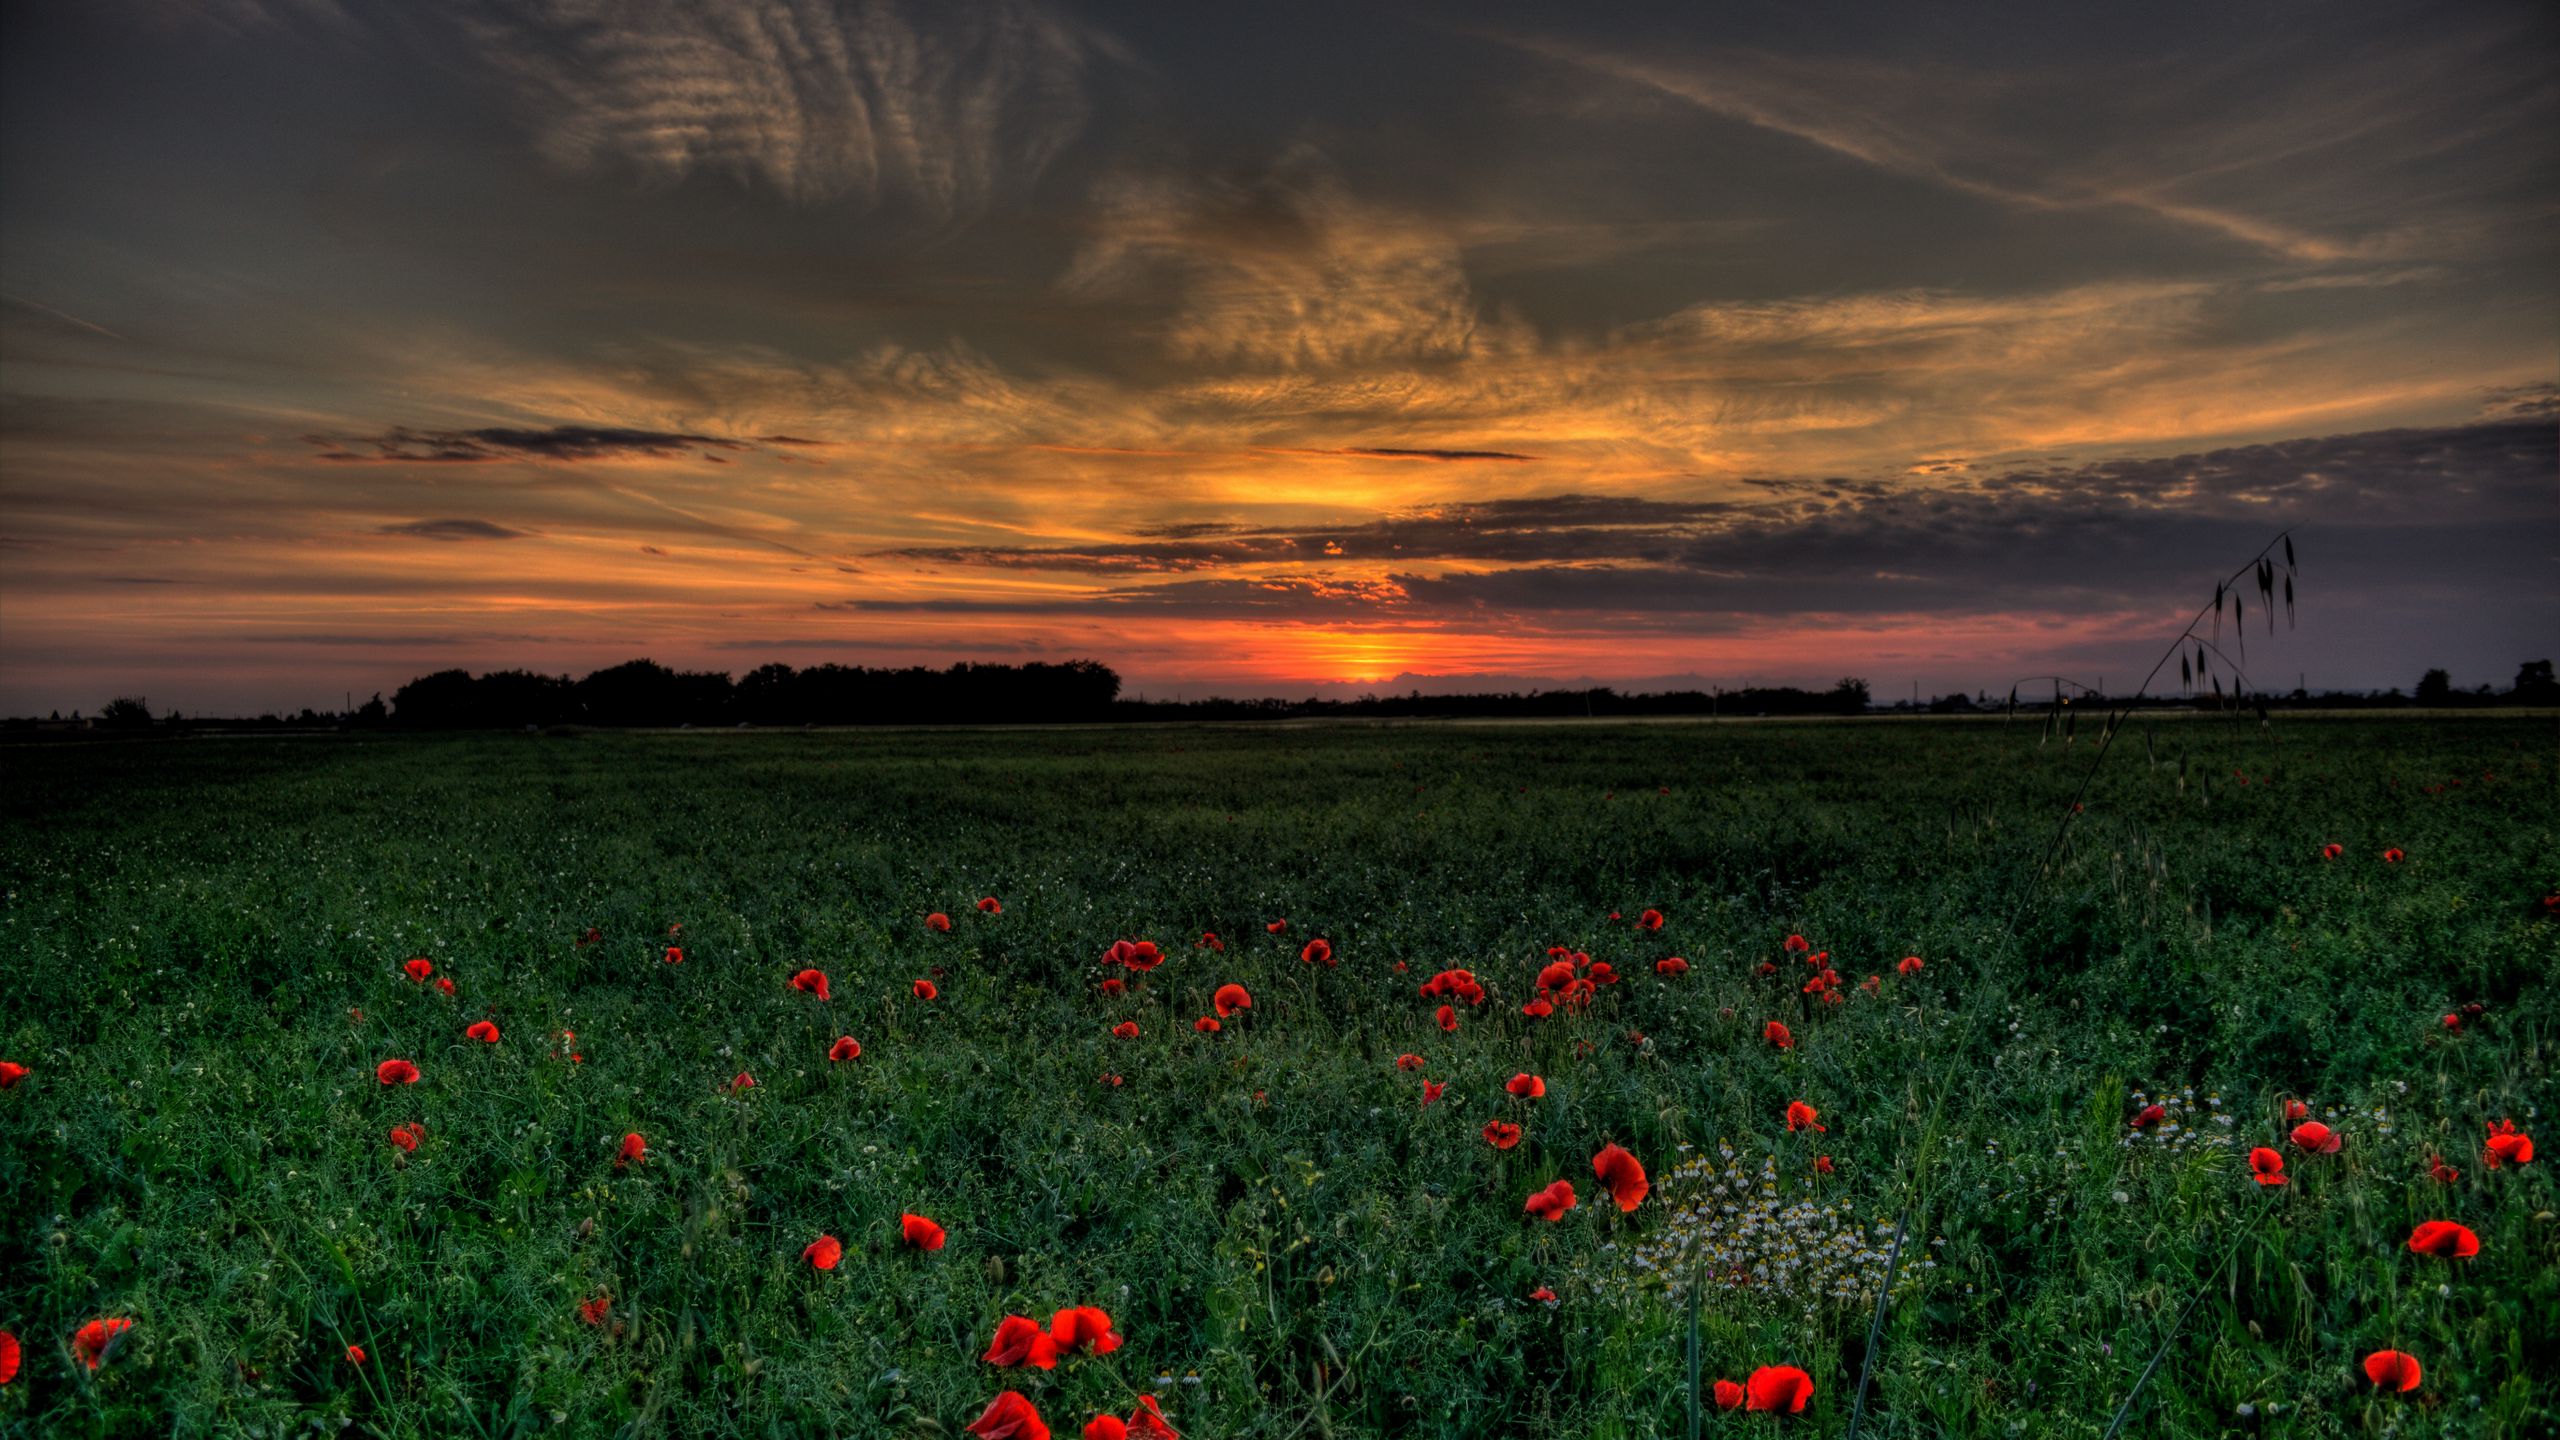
[1841,529,2303,1435]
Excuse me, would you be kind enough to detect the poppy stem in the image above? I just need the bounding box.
[1841,1205,1909,1440]
[2098,1196,2276,1440]
[1683,1273,1703,1440]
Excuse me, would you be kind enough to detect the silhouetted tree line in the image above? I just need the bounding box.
[384,662,1873,726]
[14,659,2553,733]
[388,659,1125,727]
[1121,678,1876,722]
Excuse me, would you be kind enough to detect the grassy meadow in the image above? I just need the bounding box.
[0,715,2553,1439]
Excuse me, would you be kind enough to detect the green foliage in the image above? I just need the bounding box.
[0,717,2551,1438]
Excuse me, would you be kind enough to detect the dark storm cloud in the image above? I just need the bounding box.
[883,422,2551,583]
[881,494,1745,571]
[378,518,530,541]
[312,426,759,463]
[860,418,2557,625]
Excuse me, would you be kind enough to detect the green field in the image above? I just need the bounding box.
[2,716,2553,1439]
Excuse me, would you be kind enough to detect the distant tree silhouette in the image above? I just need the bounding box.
[2415,668,2453,705]
[98,696,152,728]
[388,658,1125,728]
[2514,659,2557,703]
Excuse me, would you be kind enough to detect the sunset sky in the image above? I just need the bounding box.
[2,1,2554,715]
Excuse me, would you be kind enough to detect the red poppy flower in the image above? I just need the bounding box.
[2485,1119,2534,1167]
[1785,1101,1825,1133]
[830,1036,862,1062]
[1523,1179,1578,1221]
[1266,920,1287,933]
[1194,1016,1221,1033]
[2248,1147,2287,1185]
[978,897,1002,914]
[403,957,434,983]
[1300,938,1334,966]
[1049,1306,1122,1356]
[1897,956,1924,975]
[578,927,603,947]
[1656,957,1689,977]
[376,1058,419,1086]
[1506,1073,1546,1100]
[2363,1349,2422,1391]
[2282,1099,2308,1121]
[389,1123,420,1152]
[1814,1154,1835,1175]
[1085,1418,1127,1440]
[578,1294,611,1326]
[467,1020,500,1044]
[1592,1143,1649,1212]
[790,969,831,1000]
[1195,932,1222,951]
[1757,961,1778,976]
[0,1061,29,1088]
[2428,1154,2461,1184]
[1530,1285,1557,1304]
[2320,843,2343,860]
[617,1132,647,1168]
[1483,1120,1522,1149]
[1126,1396,1179,1440]
[344,1344,366,1364]
[1587,962,1618,986]
[2441,1012,2462,1031]
[1213,983,1253,1017]
[1436,1004,1458,1033]
[928,912,953,933]
[1421,968,1487,1004]
[662,944,684,965]
[1713,1379,1745,1410]
[804,1234,843,1270]
[1106,940,1165,972]
[2290,1121,2342,1154]
[1111,1021,1141,1039]
[436,976,456,996]
[1099,1073,1122,1087]
[1746,1365,1813,1413]
[2130,1104,2164,1129]
[1421,1079,1445,1104]
[902,1213,946,1250]
[1536,960,1576,991]
[2383,847,2404,863]
[1632,908,1662,932]
[1396,1053,1425,1071]
[72,1318,133,1370]
[984,1315,1061,1370]
[1783,934,1810,954]
[1859,974,1881,995]
[1099,977,1126,996]
[966,1390,1050,1440]
[1763,1021,1793,1049]
[913,979,939,1000]
[729,1071,755,1093]
[1518,997,1552,1019]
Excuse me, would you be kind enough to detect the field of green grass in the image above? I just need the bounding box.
[1,715,2552,1439]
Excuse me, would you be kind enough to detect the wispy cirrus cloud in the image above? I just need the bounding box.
[1480,15,2555,268]
[463,0,1117,216]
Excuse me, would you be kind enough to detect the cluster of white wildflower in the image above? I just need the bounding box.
[1591,1142,1920,1318]
[2121,1086,2238,1151]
